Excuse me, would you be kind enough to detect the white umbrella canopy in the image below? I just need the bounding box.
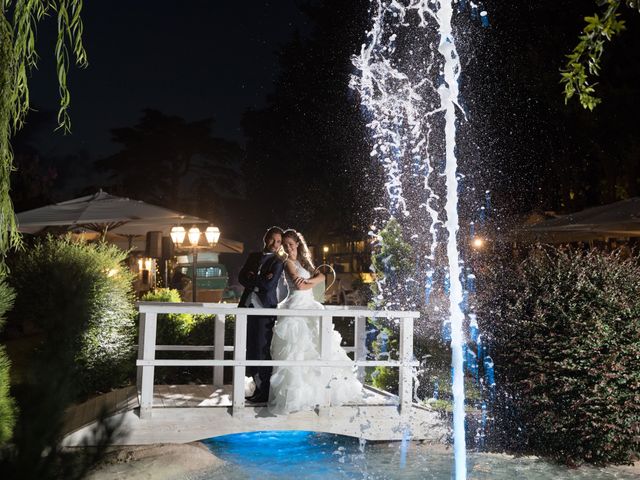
[16,190,244,254]
[519,197,640,241]
[16,190,210,235]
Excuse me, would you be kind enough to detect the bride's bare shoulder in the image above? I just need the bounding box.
[284,259,298,274]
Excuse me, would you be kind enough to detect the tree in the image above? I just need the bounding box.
[95,109,244,223]
[561,0,640,110]
[0,0,87,452]
[241,0,380,244]
[0,279,16,446]
[0,1,87,259]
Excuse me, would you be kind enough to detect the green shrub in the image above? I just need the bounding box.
[141,288,194,344]
[10,236,136,397]
[479,246,640,466]
[368,327,399,392]
[0,277,16,446]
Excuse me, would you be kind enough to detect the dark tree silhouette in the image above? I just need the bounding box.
[241,0,382,244]
[95,109,244,225]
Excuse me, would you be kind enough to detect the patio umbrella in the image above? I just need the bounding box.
[16,190,208,234]
[519,197,640,241]
[15,190,243,253]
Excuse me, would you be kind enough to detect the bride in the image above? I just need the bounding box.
[268,229,363,414]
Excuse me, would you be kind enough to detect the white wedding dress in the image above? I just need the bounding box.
[268,260,363,414]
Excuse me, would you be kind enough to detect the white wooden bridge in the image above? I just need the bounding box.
[62,303,447,446]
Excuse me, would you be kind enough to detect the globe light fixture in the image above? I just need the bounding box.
[472,237,484,249]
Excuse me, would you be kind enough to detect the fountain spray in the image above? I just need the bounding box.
[352,1,489,478]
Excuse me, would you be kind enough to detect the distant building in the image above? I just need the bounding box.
[313,234,374,305]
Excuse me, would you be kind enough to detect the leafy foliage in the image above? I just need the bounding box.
[367,218,415,392]
[10,236,136,396]
[0,278,16,446]
[561,0,639,110]
[141,288,236,384]
[370,218,414,310]
[2,236,130,478]
[479,245,640,465]
[141,288,195,343]
[368,327,399,393]
[0,1,88,262]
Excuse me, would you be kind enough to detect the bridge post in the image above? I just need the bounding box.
[398,317,414,416]
[354,316,367,382]
[213,313,225,387]
[319,315,333,411]
[139,311,157,419]
[232,313,247,415]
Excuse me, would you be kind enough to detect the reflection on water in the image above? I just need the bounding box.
[197,431,637,480]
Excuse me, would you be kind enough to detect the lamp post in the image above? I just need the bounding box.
[170,225,221,302]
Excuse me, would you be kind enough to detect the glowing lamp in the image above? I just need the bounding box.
[205,226,221,245]
[170,226,186,246]
[472,237,484,249]
[188,226,201,246]
[323,246,329,253]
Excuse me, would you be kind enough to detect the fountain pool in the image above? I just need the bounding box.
[196,431,638,480]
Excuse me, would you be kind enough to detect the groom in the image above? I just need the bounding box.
[238,226,286,403]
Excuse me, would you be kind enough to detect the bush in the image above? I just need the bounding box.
[141,288,194,344]
[0,277,16,445]
[479,246,640,466]
[10,236,136,397]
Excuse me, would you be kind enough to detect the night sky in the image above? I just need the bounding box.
[28,0,309,158]
[12,0,640,253]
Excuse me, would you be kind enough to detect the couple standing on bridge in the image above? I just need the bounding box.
[238,226,363,414]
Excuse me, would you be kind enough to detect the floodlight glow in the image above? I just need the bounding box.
[472,237,484,249]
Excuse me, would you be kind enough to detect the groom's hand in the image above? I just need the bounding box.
[294,277,306,287]
[265,273,274,280]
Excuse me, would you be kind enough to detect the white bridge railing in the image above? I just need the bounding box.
[136,302,419,419]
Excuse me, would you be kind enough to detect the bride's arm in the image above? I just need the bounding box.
[284,260,322,291]
[297,271,325,291]
[284,260,300,288]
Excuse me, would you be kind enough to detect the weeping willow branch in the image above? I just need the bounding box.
[0,0,88,263]
[561,0,639,110]
[0,10,21,261]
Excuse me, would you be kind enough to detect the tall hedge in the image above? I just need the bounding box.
[3,236,132,480]
[10,236,136,396]
[0,278,16,445]
[480,246,640,466]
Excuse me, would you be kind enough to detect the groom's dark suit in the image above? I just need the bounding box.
[238,251,285,398]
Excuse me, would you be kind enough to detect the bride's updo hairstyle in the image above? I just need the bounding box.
[283,229,315,272]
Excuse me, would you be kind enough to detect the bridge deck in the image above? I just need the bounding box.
[62,384,447,446]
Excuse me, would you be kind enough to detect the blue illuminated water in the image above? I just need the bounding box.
[197,431,638,480]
